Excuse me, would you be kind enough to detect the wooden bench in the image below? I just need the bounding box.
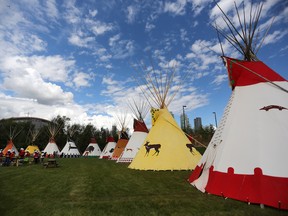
[43,159,59,168]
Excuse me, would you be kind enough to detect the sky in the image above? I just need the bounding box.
[0,0,287,132]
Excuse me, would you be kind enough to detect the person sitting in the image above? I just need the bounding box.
[16,148,26,166]
[25,151,30,158]
[33,150,40,164]
[3,150,11,166]
[0,149,3,164]
[40,152,46,163]
[10,150,16,165]
[19,148,25,159]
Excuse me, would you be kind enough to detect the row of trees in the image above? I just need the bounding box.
[184,124,216,146]
[0,116,120,154]
[0,115,215,153]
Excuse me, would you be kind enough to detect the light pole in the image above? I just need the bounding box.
[183,105,187,131]
[213,112,218,128]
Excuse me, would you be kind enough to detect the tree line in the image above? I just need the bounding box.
[0,115,119,153]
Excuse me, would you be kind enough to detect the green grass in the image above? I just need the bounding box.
[0,158,287,216]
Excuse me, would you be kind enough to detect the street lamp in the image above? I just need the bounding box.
[183,105,187,131]
[213,112,218,128]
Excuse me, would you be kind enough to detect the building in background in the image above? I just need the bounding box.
[1,117,50,129]
[180,113,190,131]
[194,117,202,131]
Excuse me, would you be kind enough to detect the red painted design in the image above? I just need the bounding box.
[189,166,288,210]
[260,105,288,111]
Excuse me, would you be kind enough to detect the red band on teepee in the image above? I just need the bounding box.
[133,119,149,132]
[225,57,286,88]
[90,138,97,143]
[106,136,115,142]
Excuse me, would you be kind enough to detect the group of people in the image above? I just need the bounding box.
[0,148,44,166]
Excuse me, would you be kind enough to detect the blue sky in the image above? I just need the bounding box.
[0,0,287,131]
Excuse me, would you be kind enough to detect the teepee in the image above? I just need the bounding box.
[83,138,102,157]
[99,136,117,159]
[111,114,129,160]
[2,126,21,156]
[60,125,81,157]
[128,62,201,171]
[43,122,61,157]
[189,2,288,210]
[25,128,41,154]
[117,100,149,163]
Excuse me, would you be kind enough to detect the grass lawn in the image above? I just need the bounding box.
[0,158,287,216]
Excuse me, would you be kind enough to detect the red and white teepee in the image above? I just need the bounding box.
[82,138,102,157]
[189,2,288,210]
[99,136,116,159]
[117,100,149,163]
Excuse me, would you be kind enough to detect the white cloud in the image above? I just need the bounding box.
[105,64,113,69]
[45,0,59,20]
[73,72,91,88]
[109,34,121,46]
[1,55,75,83]
[212,74,227,85]
[262,30,288,46]
[68,32,95,47]
[190,0,210,16]
[180,29,189,42]
[0,54,78,107]
[89,9,98,17]
[145,22,156,32]
[2,67,73,105]
[110,39,135,59]
[0,30,47,56]
[126,5,139,24]
[102,76,118,85]
[91,21,114,36]
[164,0,187,16]
[63,0,81,24]
[159,59,180,69]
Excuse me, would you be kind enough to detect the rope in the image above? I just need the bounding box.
[161,116,207,148]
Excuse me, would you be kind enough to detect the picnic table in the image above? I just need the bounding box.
[44,159,59,168]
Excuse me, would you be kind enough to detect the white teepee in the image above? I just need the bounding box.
[189,2,288,210]
[43,123,61,156]
[60,125,80,157]
[60,141,81,157]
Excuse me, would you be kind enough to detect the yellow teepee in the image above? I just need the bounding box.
[129,108,201,170]
[129,62,202,170]
[26,128,41,154]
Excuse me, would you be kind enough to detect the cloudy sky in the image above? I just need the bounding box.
[0,0,287,131]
